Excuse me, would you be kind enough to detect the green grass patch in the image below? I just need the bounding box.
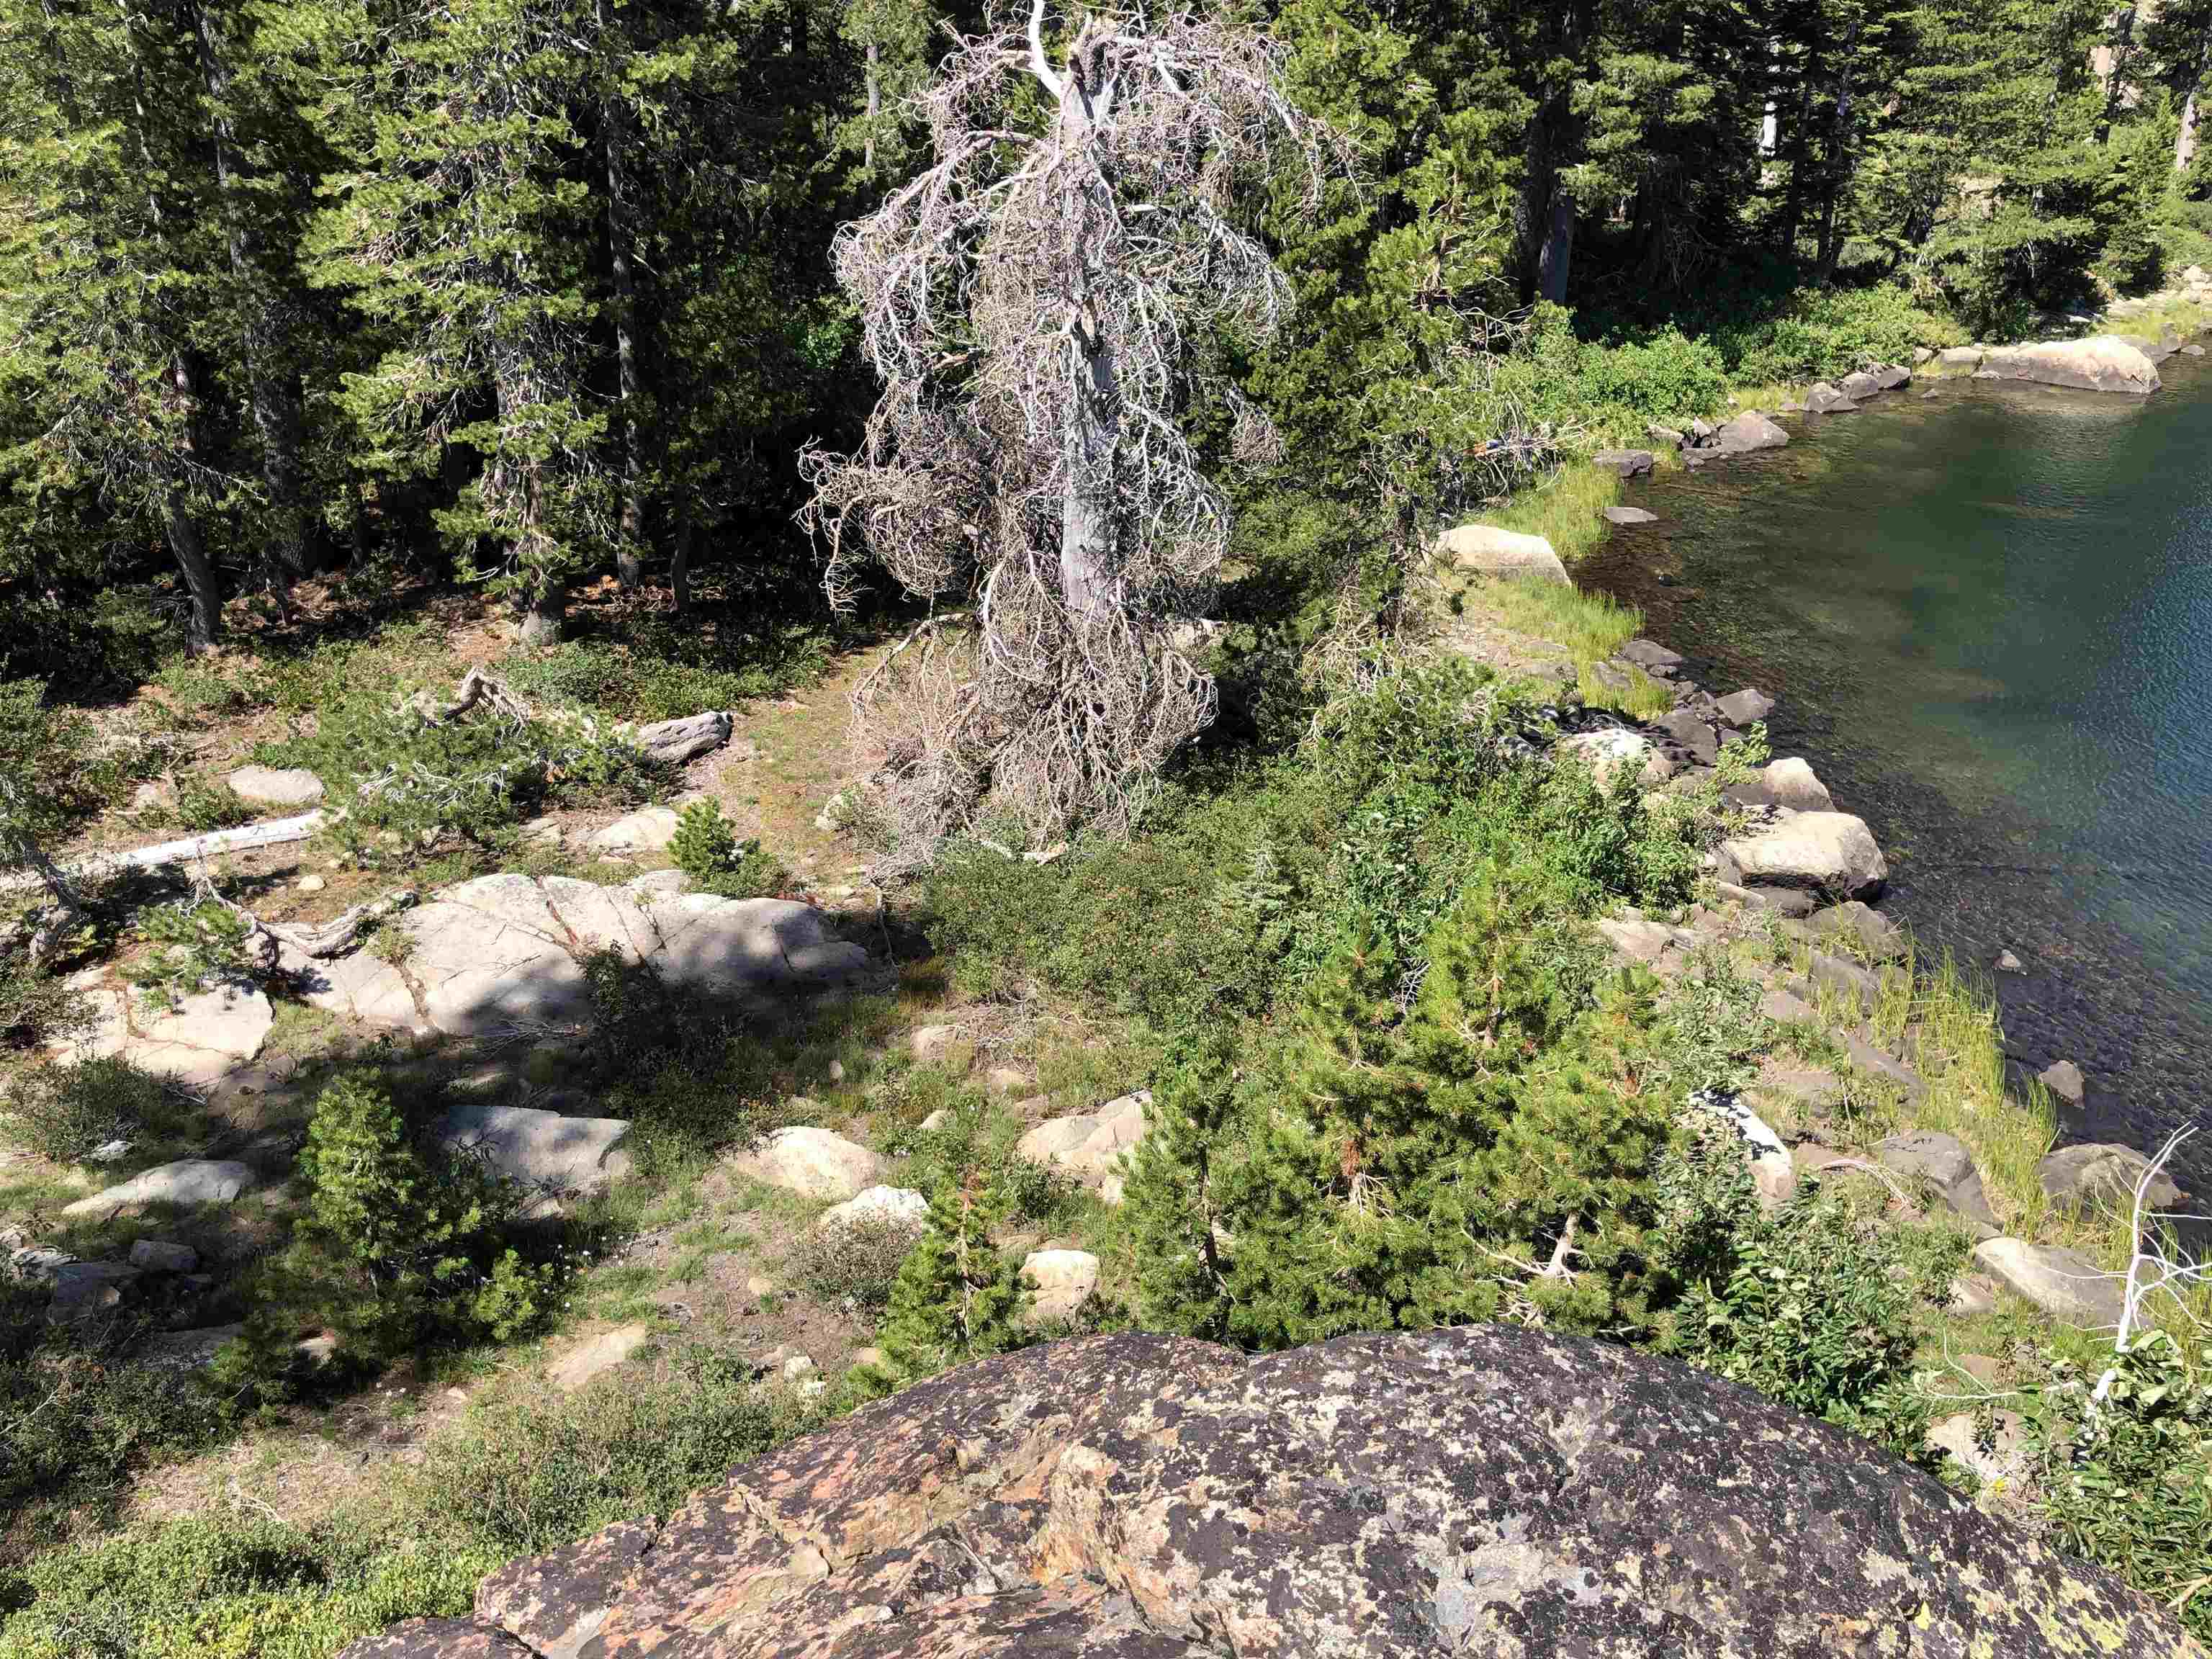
[1470,462,1622,565]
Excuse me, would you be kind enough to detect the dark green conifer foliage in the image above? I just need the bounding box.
[877,1172,1028,1379]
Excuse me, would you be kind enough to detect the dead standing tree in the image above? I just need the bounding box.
[802,0,1347,863]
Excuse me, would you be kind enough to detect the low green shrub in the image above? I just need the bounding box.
[172,777,253,834]
[223,1075,568,1390]
[124,895,260,1009]
[2027,1331,2212,1641]
[871,1175,1030,1384]
[3,1056,182,1164]
[669,799,786,898]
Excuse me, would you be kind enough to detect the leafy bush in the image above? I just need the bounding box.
[4,1056,181,1164]
[0,1289,229,1550]
[1660,1189,1925,1450]
[2027,1331,2212,1641]
[171,777,253,834]
[0,960,91,1053]
[668,799,786,898]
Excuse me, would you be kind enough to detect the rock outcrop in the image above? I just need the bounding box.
[338,1326,2196,1659]
[1981,336,2162,395]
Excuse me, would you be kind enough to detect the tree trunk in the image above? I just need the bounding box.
[1536,184,1576,305]
[2178,21,2212,173]
[601,0,645,589]
[116,0,219,649]
[1061,328,1117,622]
[517,579,567,645]
[671,503,693,615]
[190,0,313,585]
[2100,5,2137,143]
[165,355,223,653]
[1812,20,1858,285]
[864,39,880,170]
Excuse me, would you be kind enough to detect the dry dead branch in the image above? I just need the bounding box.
[802,0,1353,860]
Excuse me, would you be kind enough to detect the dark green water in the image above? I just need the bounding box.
[1581,358,2212,1182]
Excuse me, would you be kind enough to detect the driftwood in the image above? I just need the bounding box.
[626,710,732,765]
[266,889,417,960]
[0,811,329,894]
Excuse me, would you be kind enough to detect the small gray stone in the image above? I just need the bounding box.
[1845,1033,1928,1107]
[128,1239,199,1273]
[1713,688,1774,726]
[1802,901,1906,963]
[2036,1059,2085,1105]
[1996,949,2026,974]
[1809,950,1882,1010]
[1974,1237,2127,1328]
[1876,1131,1998,1231]
[1591,449,1655,478]
[1602,505,1660,526]
[1021,1249,1102,1323]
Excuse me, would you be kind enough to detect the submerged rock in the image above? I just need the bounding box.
[340,1327,2198,1659]
[2037,1058,2085,1105]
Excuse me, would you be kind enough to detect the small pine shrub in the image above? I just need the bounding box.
[171,777,252,834]
[232,1075,565,1386]
[668,799,786,898]
[875,1174,1029,1381]
[124,896,258,1009]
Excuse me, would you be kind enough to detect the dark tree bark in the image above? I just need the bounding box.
[600,0,646,589]
[189,0,315,586]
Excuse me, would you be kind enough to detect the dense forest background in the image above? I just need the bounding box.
[6,0,2211,681]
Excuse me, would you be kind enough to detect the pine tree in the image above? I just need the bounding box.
[876,1171,1028,1379]
[1125,1028,1243,1339]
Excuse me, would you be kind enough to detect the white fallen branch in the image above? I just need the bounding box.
[2087,1126,2206,1421]
[0,812,329,894]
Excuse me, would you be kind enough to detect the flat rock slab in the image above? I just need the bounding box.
[138,1323,245,1372]
[301,876,873,1038]
[63,1159,256,1218]
[436,1103,633,1200]
[1974,1236,2128,1328]
[1722,811,1888,898]
[2037,1143,2184,1214]
[227,765,325,807]
[817,1184,927,1232]
[1602,505,1659,526]
[345,1327,2198,1659]
[51,977,275,1087]
[1016,1090,1149,1203]
[1591,449,1655,477]
[1982,336,2160,395]
[587,805,682,855]
[730,1126,879,1201]
[1876,1130,1999,1232]
[548,1323,650,1393]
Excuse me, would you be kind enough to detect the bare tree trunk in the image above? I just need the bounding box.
[190,0,312,587]
[864,39,880,169]
[601,0,645,590]
[1536,184,1576,304]
[117,0,220,649]
[2099,5,2137,143]
[1061,328,1117,621]
[166,354,223,652]
[670,502,693,615]
[2178,20,2212,173]
[1813,20,1858,285]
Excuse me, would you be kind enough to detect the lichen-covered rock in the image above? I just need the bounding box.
[338,1328,2198,1659]
[2037,1143,2184,1215]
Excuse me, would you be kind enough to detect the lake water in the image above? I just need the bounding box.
[1578,356,2212,1189]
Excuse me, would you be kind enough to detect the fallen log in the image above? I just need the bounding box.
[0,811,329,894]
[267,889,417,960]
[626,710,733,765]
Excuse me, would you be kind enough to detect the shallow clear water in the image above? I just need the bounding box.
[1578,359,2212,1186]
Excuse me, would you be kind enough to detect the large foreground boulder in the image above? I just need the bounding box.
[1982,336,2162,395]
[340,1327,2196,1659]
